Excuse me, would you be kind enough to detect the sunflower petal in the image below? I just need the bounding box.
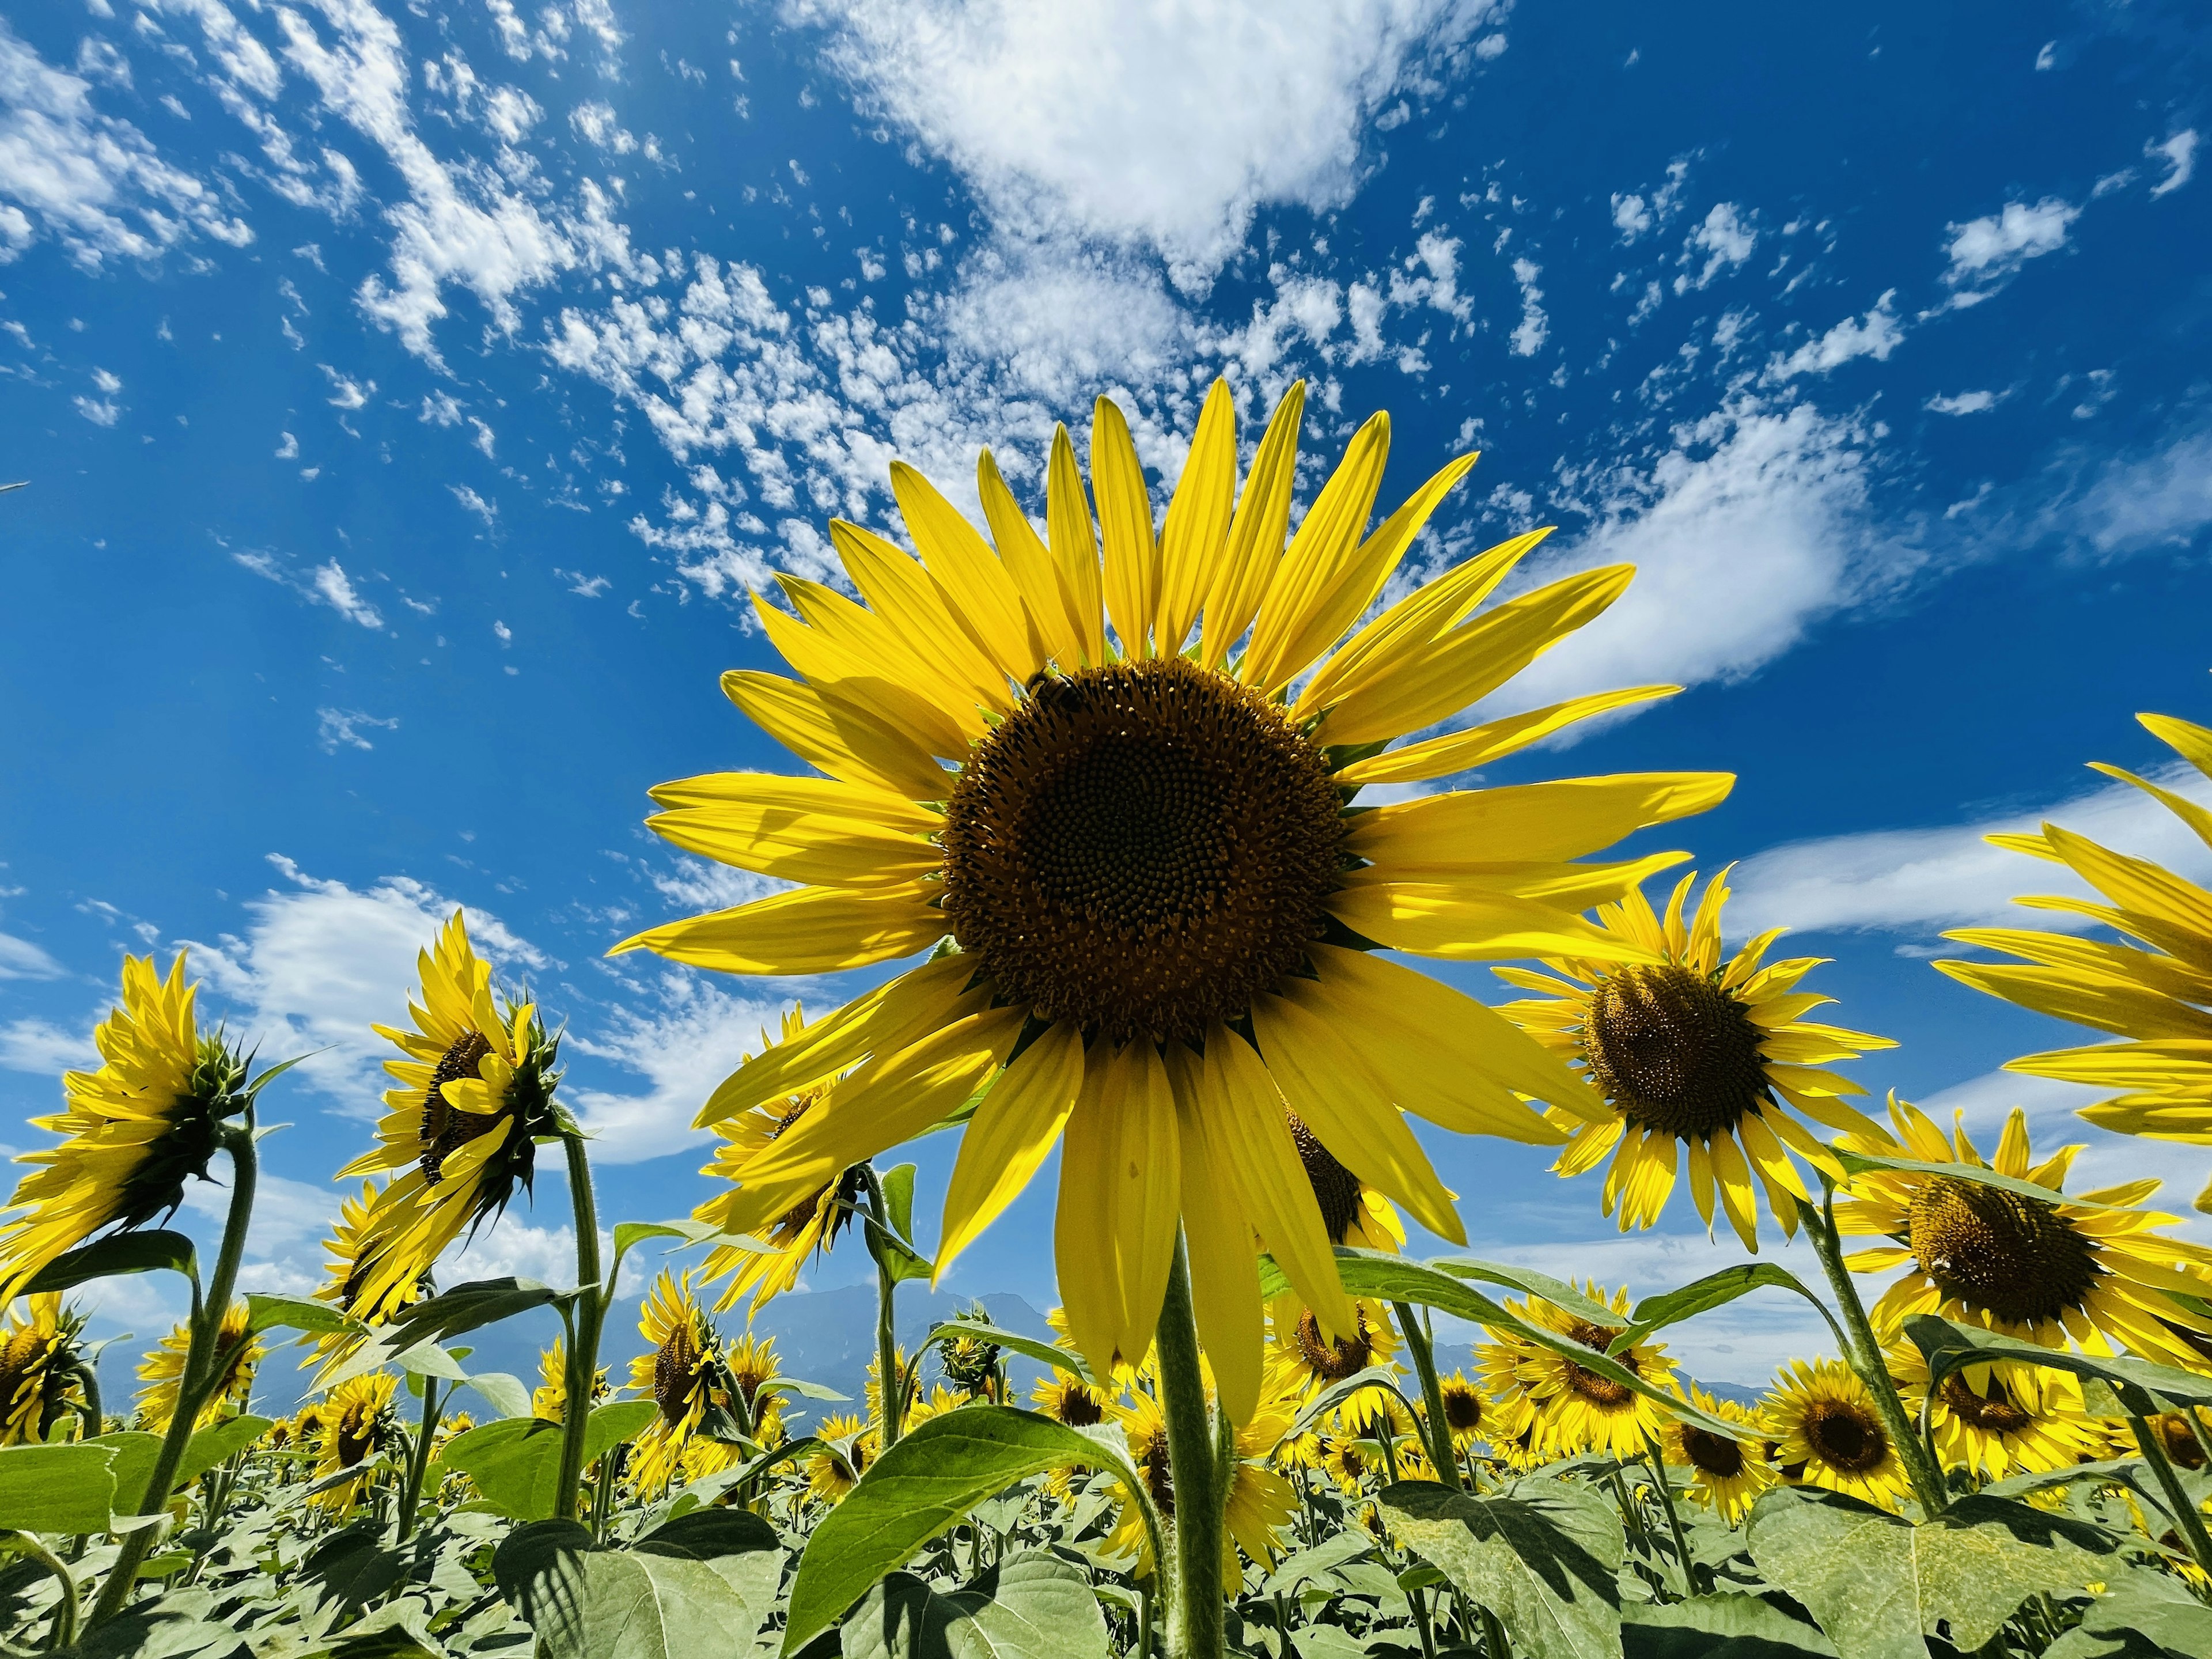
[1243,411,1390,691]
[1350,774,1734,867]
[1047,425,1107,666]
[1326,884,1668,965]
[979,448,1086,672]
[1334,685,1679,786]
[721,669,950,802]
[937,1022,1086,1279]
[892,461,1041,684]
[646,805,938,889]
[1199,381,1305,670]
[1173,1061,1264,1423]
[1092,398,1160,659]
[1059,1042,1180,1373]
[611,885,946,975]
[1155,379,1236,656]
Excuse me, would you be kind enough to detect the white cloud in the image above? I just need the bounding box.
[1506,256,1546,355]
[0,922,65,981]
[1729,760,2212,939]
[482,85,541,142]
[0,17,253,268]
[232,548,385,627]
[419,391,463,426]
[2149,129,2199,199]
[1610,192,1652,241]
[1763,291,1902,381]
[274,430,299,458]
[451,483,497,524]
[1925,388,1999,415]
[72,395,119,425]
[184,1170,346,1298]
[783,0,1505,282]
[2046,421,2212,559]
[320,363,372,408]
[314,706,399,752]
[1675,202,1753,293]
[0,1014,96,1072]
[567,974,794,1164]
[568,99,634,154]
[1941,195,2078,297]
[310,559,383,626]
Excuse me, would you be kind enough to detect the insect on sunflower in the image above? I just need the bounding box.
[1764,1358,1911,1511]
[1495,867,1893,1249]
[617,380,1732,1420]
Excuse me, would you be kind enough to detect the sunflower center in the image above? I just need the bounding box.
[1680,1424,1747,1479]
[1441,1380,1484,1434]
[1296,1309,1375,1382]
[654,1324,700,1422]
[2154,1413,2207,1471]
[1907,1176,2102,1325]
[1560,1318,1637,1408]
[420,1030,498,1184]
[1584,965,1770,1139]
[1803,1397,1888,1474]
[1938,1372,2035,1435]
[1054,1380,1105,1427]
[941,658,1343,1045]
[1137,1423,1176,1517]
[335,1408,376,1468]
[1289,1115,1366,1245]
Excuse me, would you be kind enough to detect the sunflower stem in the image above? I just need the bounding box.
[395,1375,442,1545]
[1478,1603,1510,1657]
[1156,1232,1225,1659]
[70,1362,102,1438]
[858,1164,904,1453]
[86,1122,257,1630]
[2124,1400,2212,1576]
[552,1131,605,1524]
[1641,1450,1697,1599]
[1796,1188,1949,1517]
[1393,1301,1460,1488]
[3,1529,79,1651]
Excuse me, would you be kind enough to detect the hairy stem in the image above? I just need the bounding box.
[551,1134,605,1523]
[858,1165,904,1453]
[1156,1233,1224,1659]
[1393,1301,1460,1488]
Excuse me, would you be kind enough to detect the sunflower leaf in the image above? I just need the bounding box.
[245,1293,355,1339]
[1422,1257,1626,1330]
[757,1376,853,1402]
[90,1415,274,1515]
[0,1442,118,1533]
[461,1370,534,1421]
[839,1552,1112,1659]
[1902,1315,2212,1411]
[1831,1149,2129,1214]
[1278,1364,1418,1450]
[909,1321,1088,1386]
[440,1401,658,1522]
[1381,1477,1625,1659]
[782,1406,1146,1656]
[1613,1264,1845,1357]
[22,1229,198,1296]
[1621,1592,1838,1658]
[493,1509,782,1659]
[321,1277,572,1387]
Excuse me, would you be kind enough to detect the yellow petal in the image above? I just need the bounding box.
[978,448,1085,672]
[1933,960,2212,1041]
[611,885,946,975]
[1325,883,1667,964]
[936,1021,1086,1279]
[1334,685,1679,786]
[1198,381,1305,671]
[647,771,941,832]
[773,575,978,744]
[1154,379,1236,657]
[1243,411,1390,692]
[1058,1041,1180,1373]
[645,805,938,889]
[891,460,1041,683]
[721,669,950,802]
[830,520,1012,718]
[1046,425,1106,666]
[1173,1062,1264,1423]
[1091,397,1160,658]
[1350,775,1731,868]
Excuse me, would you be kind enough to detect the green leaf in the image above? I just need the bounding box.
[910,1322,1089,1387]
[1423,1257,1630,1330]
[1623,1594,1838,1658]
[1613,1264,1843,1357]
[461,1370,533,1421]
[1381,1478,1625,1659]
[1903,1315,2212,1411]
[391,1340,469,1381]
[1280,1365,1414,1448]
[0,1442,117,1532]
[322,1277,569,1387]
[783,1406,1145,1656]
[244,1293,354,1338]
[840,1552,1112,1659]
[22,1229,197,1295]
[60,1588,244,1658]
[1833,1148,2128,1213]
[493,1507,783,1659]
[1262,1529,1376,1599]
[440,1400,657,1521]
[759,1377,854,1403]
[2043,1571,2212,1659]
[92,1416,274,1516]
[300,1521,409,1612]
[1744,1486,2121,1659]
[881,1162,919,1244]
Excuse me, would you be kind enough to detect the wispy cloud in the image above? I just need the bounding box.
[233,549,385,628]
[1940,195,2078,302]
[315,707,399,752]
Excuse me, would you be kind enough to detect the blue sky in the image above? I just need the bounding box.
[3,0,2210,1394]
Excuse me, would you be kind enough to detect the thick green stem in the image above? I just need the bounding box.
[86,1124,257,1629]
[1796,1191,1949,1517]
[395,1377,442,1544]
[1156,1234,1225,1659]
[551,1134,605,1523]
[3,1530,79,1650]
[1479,1603,1509,1656]
[71,1363,103,1439]
[2126,1402,2212,1576]
[858,1165,904,1453]
[1641,1452,1696,1599]
[1393,1302,1460,1487]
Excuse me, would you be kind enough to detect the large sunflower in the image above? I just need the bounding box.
[0,1295,89,1444]
[138,1301,263,1432]
[338,913,560,1324]
[616,381,1730,1419]
[1887,1343,2102,1483]
[1481,1283,1676,1460]
[0,953,248,1302]
[628,1270,739,1493]
[1265,1296,1400,1430]
[1764,1359,1911,1510]
[1495,869,1892,1249]
[314,1370,399,1510]
[1832,1099,2212,1369]
[1931,710,2212,1207]
[1106,1388,1294,1576]
[1659,1383,1777,1523]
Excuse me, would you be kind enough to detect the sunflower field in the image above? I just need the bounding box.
[8,382,2212,1659]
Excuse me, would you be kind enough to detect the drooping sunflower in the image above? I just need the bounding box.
[338,912,561,1325]
[314,1371,399,1509]
[1288,1113,1407,1253]
[1480,1380,1547,1472]
[531,1336,612,1424]
[628,1271,738,1493]
[1887,1343,2103,1482]
[1764,1358,1910,1510]
[1495,869,1893,1251]
[2132,1407,2212,1471]
[614,381,1733,1420]
[1832,1098,2212,1369]
[1658,1384,1777,1524]
[1483,1283,1676,1460]
[724,1331,785,1440]
[0,953,251,1302]
[1930,709,2212,1209]
[1106,1388,1294,1575]
[138,1300,263,1432]
[305,1181,407,1377]
[0,1295,89,1444]
[805,1412,875,1505]
[1266,1297,1400,1430]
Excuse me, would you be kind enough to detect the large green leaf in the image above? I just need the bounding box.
[245,1293,354,1338]
[91,1415,274,1516]
[783,1406,1143,1656]
[460,1370,533,1421]
[300,1521,409,1612]
[0,1442,117,1532]
[840,1552,1111,1659]
[323,1277,570,1387]
[493,1507,783,1659]
[1623,1593,1838,1658]
[1745,1487,2120,1659]
[2043,1571,2212,1659]
[1424,1257,1630,1330]
[1611,1264,1844,1357]
[1903,1315,2212,1411]
[440,1400,657,1521]
[22,1229,197,1295]
[1381,1478,1625,1659]
[60,1586,244,1658]
[1279,1365,1415,1448]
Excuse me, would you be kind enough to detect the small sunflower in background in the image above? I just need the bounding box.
[339,913,562,1327]
[724,1332,785,1440]
[531,1336,611,1424]
[1659,1384,1777,1524]
[0,1295,89,1444]
[314,1371,399,1510]
[628,1271,738,1494]
[1888,1344,2101,1482]
[1480,1380,1547,1473]
[694,1010,870,1316]
[805,1413,875,1505]
[0,953,256,1302]
[1266,1297,1399,1429]
[934,1308,1005,1399]
[1931,708,2212,1209]
[1032,1371,1113,1428]
[1106,1390,1293,1576]
[1765,1359,1910,1510]
[2131,1407,2212,1471]
[1484,1284,1675,1460]
[1287,1115,1407,1253]
[1834,1099,2212,1368]
[1437,1369,1487,1456]
[1496,869,1893,1251]
[305,1181,407,1377]
[137,1301,262,1432]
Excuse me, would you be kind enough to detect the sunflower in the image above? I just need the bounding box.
[138,1300,263,1431]
[1106,1388,1294,1575]
[628,1271,738,1493]
[806,1412,875,1505]
[1765,1359,1910,1510]
[1887,1343,2102,1482]
[1267,1297,1400,1430]
[315,1371,398,1509]
[1483,1283,1676,1460]
[1930,710,2212,1208]
[305,1181,410,1377]
[2133,1407,2212,1471]
[532,1336,611,1424]
[1659,1384,1777,1523]
[1437,1369,1487,1453]
[0,1295,88,1444]
[1032,1372,1113,1428]
[0,953,251,1302]
[338,912,561,1324]
[724,1331,785,1440]
[1288,1113,1407,1253]
[613,381,1732,1421]
[1495,869,1892,1251]
[1833,1098,2212,1369]
[1480,1383,1547,1472]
